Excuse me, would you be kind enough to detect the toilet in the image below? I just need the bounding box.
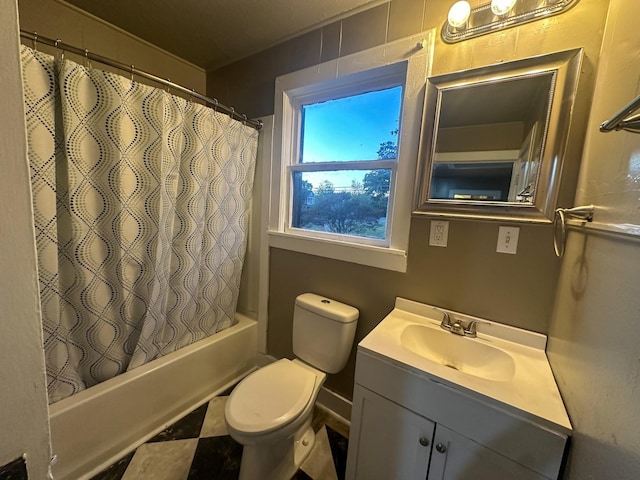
[225,293,359,480]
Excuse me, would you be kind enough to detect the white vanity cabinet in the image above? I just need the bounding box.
[348,385,435,480]
[346,349,569,480]
[428,424,548,480]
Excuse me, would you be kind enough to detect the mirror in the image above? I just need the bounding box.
[414,49,583,223]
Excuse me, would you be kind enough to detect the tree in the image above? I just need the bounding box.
[376,141,397,160]
[304,190,380,235]
[376,129,399,159]
[291,176,314,227]
[316,180,335,195]
[363,170,390,199]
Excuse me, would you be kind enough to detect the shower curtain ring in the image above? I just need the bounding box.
[189,88,195,103]
[33,32,38,51]
[54,39,64,62]
[230,106,235,120]
[166,79,171,93]
[242,114,247,125]
[84,49,92,69]
[130,65,135,82]
[212,98,219,112]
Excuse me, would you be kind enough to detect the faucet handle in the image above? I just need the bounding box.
[463,319,491,337]
[436,308,453,331]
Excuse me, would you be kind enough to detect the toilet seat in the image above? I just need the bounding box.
[226,359,317,435]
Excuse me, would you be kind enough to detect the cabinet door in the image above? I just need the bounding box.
[346,385,435,480]
[428,424,549,480]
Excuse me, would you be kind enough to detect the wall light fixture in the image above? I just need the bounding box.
[443,0,580,43]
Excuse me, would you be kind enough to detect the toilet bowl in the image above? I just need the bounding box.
[224,293,359,480]
[225,359,326,480]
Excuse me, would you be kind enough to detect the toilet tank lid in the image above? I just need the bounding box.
[295,293,359,323]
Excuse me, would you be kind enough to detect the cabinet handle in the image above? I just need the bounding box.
[419,437,430,447]
[436,443,447,453]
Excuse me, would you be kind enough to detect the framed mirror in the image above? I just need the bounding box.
[414,48,583,223]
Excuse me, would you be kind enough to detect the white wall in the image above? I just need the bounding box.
[0,0,52,477]
[547,0,640,478]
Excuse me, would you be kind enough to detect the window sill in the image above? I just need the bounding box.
[268,230,407,273]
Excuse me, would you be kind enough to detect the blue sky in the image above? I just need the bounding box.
[300,86,401,190]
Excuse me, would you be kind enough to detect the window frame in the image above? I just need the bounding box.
[288,77,404,247]
[269,32,433,272]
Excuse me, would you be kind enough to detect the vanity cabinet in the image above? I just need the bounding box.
[428,424,547,480]
[346,349,568,480]
[348,385,435,480]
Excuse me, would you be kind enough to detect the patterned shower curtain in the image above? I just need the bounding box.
[20,45,259,404]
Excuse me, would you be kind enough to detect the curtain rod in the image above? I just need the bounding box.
[20,30,262,130]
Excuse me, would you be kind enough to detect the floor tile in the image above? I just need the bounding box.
[301,426,338,480]
[200,396,229,438]
[92,394,351,480]
[122,439,198,480]
[188,435,243,480]
[326,425,349,480]
[292,470,314,480]
[90,451,135,480]
[0,457,28,480]
[148,403,209,442]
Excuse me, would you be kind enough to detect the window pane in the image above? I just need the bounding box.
[300,86,402,163]
[291,170,391,240]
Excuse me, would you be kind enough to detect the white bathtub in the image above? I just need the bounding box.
[48,314,257,480]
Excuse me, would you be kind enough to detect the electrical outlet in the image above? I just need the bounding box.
[497,226,519,254]
[429,220,449,247]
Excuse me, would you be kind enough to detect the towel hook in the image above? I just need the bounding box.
[553,205,594,257]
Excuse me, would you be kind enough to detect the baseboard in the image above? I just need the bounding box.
[256,353,352,422]
[317,388,352,423]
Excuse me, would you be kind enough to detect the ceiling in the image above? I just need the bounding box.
[65,0,383,71]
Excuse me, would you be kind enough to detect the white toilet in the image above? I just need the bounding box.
[225,293,359,480]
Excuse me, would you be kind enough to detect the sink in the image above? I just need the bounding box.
[357,298,572,434]
[400,324,516,382]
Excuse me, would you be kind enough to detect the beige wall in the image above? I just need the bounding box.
[209,0,609,399]
[547,0,640,477]
[0,0,52,477]
[18,0,206,93]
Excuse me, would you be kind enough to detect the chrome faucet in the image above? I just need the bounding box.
[438,310,491,337]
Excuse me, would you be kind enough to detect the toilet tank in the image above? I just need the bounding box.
[293,293,359,374]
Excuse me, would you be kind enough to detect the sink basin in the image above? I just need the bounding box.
[400,324,516,382]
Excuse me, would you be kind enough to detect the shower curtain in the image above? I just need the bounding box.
[20,45,259,404]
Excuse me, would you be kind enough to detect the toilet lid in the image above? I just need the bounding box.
[226,359,317,434]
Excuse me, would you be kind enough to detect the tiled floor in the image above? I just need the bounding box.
[91,394,350,480]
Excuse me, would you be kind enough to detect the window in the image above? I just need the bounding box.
[269,33,433,272]
[292,86,402,243]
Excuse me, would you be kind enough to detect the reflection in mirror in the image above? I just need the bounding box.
[414,49,583,223]
[431,74,552,203]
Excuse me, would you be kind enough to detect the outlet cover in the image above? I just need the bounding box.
[429,220,449,247]
[497,226,519,254]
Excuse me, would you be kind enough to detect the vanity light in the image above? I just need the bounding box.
[442,0,580,43]
[448,1,471,30]
[490,0,517,16]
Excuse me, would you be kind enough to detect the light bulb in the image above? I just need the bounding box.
[491,0,517,16]
[448,1,471,29]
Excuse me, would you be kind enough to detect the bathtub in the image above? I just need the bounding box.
[48,313,257,480]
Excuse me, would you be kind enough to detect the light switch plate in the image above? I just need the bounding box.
[497,226,519,254]
[429,220,449,247]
